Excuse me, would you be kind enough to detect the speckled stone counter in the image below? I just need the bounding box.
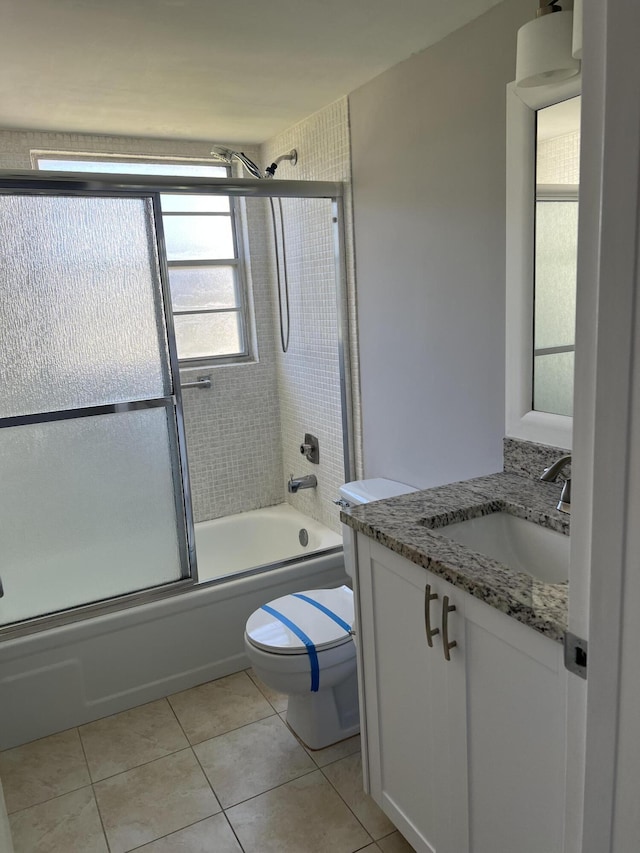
[341,472,570,642]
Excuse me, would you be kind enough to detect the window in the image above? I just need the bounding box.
[34,154,250,365]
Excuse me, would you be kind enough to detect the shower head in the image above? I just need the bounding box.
[210,146,264,179]
[210,146,234,163]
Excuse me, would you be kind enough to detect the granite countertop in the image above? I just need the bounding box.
[340,472,570,643]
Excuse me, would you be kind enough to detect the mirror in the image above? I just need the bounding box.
[533,97,580,417]
[505,76,581,449]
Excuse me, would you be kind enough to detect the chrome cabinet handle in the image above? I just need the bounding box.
[442,595,457,661]
[424,584,440,647]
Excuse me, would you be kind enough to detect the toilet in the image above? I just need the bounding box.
[244,478,417,750]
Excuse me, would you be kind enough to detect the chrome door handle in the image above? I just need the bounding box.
[424,583,439,647]
[442,595,457,661]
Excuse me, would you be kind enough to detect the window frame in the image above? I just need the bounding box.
[505,78,581,449]
[31,151,253,367]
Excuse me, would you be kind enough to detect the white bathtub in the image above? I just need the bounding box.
[0,505,346,749]
[195,503,342,582]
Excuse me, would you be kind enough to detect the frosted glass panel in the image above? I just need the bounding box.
[169,266,238,310]
[0,194,170,419]
[174,313,243,359]
[534,352,574,417]
[161,194,229,213]
[534,201,578,349]
[0,407,184,626]
[164,215,234,260]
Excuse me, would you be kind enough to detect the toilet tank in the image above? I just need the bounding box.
[338,478,418,577]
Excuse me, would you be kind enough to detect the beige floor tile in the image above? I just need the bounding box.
[135,813,243,852]
[94,748,220,853]
[169,672,274,745]
[323,752,395,839]
[246,667,288,712]
[279,712,361,766]
[9,786,108,853]
[356,846,382,852]
[194,715,315,808]
[226,769,372,853]
[0,728,90,813]
[79,698,189,781]
[378,830,416,852]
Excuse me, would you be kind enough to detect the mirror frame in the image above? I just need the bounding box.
[505,76,581,449]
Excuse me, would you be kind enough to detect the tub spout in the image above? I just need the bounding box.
[288,474,318,494]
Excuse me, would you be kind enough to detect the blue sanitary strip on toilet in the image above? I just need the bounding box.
[261,603,320,692]
[291,593,352,634]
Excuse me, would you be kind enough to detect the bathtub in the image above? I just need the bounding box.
[195,503,342,582]
[0,504,346,749]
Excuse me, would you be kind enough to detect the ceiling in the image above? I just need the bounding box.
[1,0,504,144]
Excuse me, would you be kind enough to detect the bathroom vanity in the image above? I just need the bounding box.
[342,471,570,853]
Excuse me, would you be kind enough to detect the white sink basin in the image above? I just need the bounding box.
[436,512,569,584]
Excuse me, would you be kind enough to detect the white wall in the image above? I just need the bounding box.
[349,0,531,488]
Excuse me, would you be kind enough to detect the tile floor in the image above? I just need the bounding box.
[0,669,415,853]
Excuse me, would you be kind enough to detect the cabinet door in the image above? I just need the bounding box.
[462,595,567,853]
[357,535,468,853]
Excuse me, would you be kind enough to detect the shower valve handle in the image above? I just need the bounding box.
[300,433,320,464]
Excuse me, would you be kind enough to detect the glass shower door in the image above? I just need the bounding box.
[0,191,196,629]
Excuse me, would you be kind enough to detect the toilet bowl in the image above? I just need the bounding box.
[244,585,358,750]
[244,479,418,750]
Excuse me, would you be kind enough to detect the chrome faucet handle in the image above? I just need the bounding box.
[540,454,572,482]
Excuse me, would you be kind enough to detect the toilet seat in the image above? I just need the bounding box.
[245,586,353,655]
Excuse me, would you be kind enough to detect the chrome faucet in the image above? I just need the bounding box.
[540,454,571,514]
[288,474,318,494]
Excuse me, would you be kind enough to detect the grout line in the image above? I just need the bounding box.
[244,667,288,714]
[6,782,94,817]
[221,809,247,852]
[219,765,319,812]
[190,742,223,811]
[77,726,112,852]
[123,813,240,852]
[319,761,376,847]
[165,692,191,744]
[86,746,194,785]
[183,709,278,748]
[90,781,113,853]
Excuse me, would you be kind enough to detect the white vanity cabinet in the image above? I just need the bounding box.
[354,534,567,853]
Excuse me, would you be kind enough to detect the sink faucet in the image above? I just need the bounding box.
[288,474,318,494]
[540,454,571,514]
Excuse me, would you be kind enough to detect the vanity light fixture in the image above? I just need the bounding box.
[515,1,580,89]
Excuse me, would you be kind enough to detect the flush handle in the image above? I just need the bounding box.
[424,584,439,647]
[442,595,457,661]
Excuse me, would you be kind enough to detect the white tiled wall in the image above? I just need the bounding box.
[537,131,580,184]
[0,105,361,532]
[180,194,284,520]
[262,97,362,533]
[0,130,283,522]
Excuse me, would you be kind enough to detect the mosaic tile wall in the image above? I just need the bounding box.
[0,130,283,522]
[0,105,361,531]
[537,130,580,184]
[262,97,363,533]
[180,194,284,521]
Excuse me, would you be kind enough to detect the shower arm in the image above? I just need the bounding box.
[265,150,298,178]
